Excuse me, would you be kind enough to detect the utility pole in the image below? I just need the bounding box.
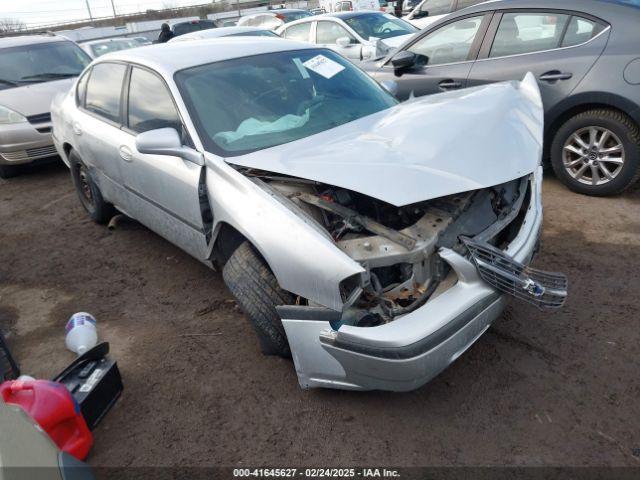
[110,0,117,18]
[237,0,241,18]
[84,0,94,24]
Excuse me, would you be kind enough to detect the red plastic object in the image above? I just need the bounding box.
[0,379,93,460]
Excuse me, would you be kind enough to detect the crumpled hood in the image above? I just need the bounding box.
[0,78,75,117]
[228,73,544,206]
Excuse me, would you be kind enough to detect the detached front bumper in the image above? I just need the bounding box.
[0,119,56,166]
[280,167,547,392]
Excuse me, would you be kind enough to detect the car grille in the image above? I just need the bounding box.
[1,145,58,162]
[26,113,52,133]
[461,237,568,310]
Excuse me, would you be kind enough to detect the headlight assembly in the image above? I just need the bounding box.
[0,105,27,125]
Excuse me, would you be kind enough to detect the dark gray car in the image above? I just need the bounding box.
[364,0,640,196]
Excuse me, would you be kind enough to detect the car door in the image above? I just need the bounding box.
[118,66,208,260]
[74,62,130,204]
[467,10,609,113]
[375,13,491,100]
[316,20,363,62]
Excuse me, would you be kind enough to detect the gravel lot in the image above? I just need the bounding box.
[1,161,639,468]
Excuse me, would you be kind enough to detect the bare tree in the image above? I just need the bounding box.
[0,17,26,33]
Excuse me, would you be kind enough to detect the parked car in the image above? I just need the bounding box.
[277,12,418,62]
[52,38,566,392]
[129,36,152,46]
[169,26,279,42]
[320,0,382,13]
[80,38,139,58]
[171,19,218,37]
[402,0,421,15]
[237,9,312,30]
[365,0,640,196]
[0,35,91,179]
[403,0,485,29]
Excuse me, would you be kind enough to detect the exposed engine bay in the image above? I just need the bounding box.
[242,167,533,328]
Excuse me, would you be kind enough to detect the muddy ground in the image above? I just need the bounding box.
[1,161,639,468]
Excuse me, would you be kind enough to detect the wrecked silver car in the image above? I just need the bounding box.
[51,38,567,392]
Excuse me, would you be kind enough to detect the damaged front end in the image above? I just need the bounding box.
[244,166,566,391]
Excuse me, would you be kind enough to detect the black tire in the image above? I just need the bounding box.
[222,241,295,357]
[551,109,640,196]
[0,333,19,381]
[69,150,115,224]
[0,164,19,179]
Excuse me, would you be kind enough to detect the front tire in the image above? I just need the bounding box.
[550,109,640,196]
[222,241,295,358]
[69,150,115,224]
[0,164,19,179]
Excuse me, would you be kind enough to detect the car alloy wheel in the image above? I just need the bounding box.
[562,126,625,186]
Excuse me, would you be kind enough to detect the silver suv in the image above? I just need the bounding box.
[0,35,91,178]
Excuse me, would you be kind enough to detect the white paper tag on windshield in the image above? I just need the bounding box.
[302,55,345,79]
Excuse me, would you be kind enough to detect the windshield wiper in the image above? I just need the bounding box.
[20,72,78,81]
[0,79,20,87]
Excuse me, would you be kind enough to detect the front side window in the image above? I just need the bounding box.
[0,41,90,91]
[85,63,127,123]
[490,12,570,58]
[343,13,417,40]
[317,21,355,44]
[417,0,453,16]
[407,15,483,65]
[283,22,312,41]
[127,68,181,134]
[175,49,397,156]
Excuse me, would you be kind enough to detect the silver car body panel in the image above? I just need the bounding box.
[51,39,547,391]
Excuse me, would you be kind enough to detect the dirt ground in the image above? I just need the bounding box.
[1,161,639,468]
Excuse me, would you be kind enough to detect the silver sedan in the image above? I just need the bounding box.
[52,38,566,391]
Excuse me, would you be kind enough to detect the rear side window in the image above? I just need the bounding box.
[127,67,181,134]
[561,16,604,47]
[84,62,127,123]
[75,70,90,106]
[490,13,570,58]
[283,22,312,41]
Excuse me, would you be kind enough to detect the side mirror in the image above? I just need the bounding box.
[391,50,417,70]
[336,36,353,47]
[135,127,204,166]
[379,80,398,96]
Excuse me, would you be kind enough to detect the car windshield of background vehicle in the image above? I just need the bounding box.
[0,42,91,91]
[282,11,313,22]
[490,12,571,58]
[173,21,216,36]
[407,15,483,65]
[176,49,397,156]
[344,13,418,40]
[89,40,132,58]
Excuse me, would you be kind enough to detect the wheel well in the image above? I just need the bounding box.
[63,143,73,158]
[544,104,638,160]
[212,222,249,266]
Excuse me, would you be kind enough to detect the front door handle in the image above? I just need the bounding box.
[439,79,462,90]
[119,145,133,162]
[539,71,573,82]
[72,122,82,136]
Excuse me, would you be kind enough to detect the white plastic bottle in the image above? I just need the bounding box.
[65,312,98,355]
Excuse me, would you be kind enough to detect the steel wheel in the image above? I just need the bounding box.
[562,126,625,186]
[77,164,94,207]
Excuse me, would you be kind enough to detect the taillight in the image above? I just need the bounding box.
[275,13,285,20]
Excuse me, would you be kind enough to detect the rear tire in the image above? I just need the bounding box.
[222,241,295,358]
[69,150,115,224]
[550,109,640,196]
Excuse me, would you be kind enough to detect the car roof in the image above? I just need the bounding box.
[453,0,640,19]
[96,37,314,76]
[0,35,70,49]
[169,26,269,42]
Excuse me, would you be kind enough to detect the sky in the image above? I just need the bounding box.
[0,0,209,27]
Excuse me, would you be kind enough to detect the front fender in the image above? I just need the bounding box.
[204,155,364,311]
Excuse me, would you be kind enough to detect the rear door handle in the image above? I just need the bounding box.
[439,79,462,90]
[539,71,573,82]
[72,122,82,136]
[119,145,133,162]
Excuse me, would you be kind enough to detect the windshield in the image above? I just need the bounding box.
[282,11,312,22]
[173,21,216,36]
[90,40,133,57]
[176,49,397,156]
[344,13,418,40]
[0,41,90,90]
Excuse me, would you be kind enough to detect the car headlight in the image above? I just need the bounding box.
[0,105,27,125]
